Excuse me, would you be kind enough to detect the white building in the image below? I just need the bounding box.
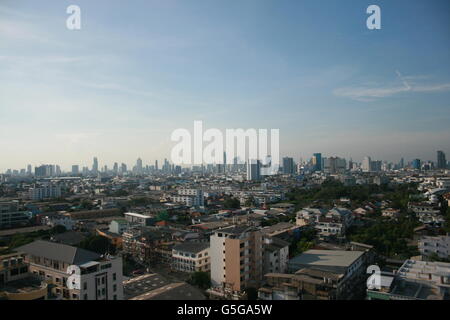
[418,235,450,260]
[172,189,204,207]
[18,240,123,300]
[29,183,62,200]
[172,242,210,273]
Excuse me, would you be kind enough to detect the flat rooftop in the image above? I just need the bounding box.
[123,273,205,300]
[288,250,364,273]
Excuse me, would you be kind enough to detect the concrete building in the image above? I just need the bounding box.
[124,212,155,227]
[172,242,210,273]
[418,235,450,260]
[17,240,123,300]
[262,237,289,274]
[367,259,450,300]
[172,189,204,207]
[28,183,62,201]
[0,202,33,229]
[210,225,263,293]
[0,252,48,300]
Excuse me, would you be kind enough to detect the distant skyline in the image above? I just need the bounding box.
[1,0,450,171]
[1,150,448,173]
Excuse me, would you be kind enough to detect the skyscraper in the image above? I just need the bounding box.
[72,165,79,175]
[282,157,295,175]
[92,157,99,174]
[246,159,261,181]
[437,151,447,169]
[362,156,371,172]
[312,153,322,171]
[136,158,143,174]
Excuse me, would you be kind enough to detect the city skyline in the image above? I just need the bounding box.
[1,149,448,174]
[1,0,450,170]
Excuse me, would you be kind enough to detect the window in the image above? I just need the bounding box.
[84,294,88,300]
[113,273,117,281]
[113,284,117,292]
[83,282,87,290]
[113,295,117,300]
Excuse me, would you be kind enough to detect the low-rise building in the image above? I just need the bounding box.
[172,242,210,273]
[17,240,123,300]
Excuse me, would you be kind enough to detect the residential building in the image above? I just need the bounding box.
[17,240,123,300]
[418,235,450,260]
[210,225,263,293]
[172,242,210,273]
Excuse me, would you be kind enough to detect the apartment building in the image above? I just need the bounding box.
[367,259,450,300]
[172,189,204,207]
[28,183,62,201]
[262,237,289,274]
[296,207,353,240]
[210,225,263,293]
[0,252,48,300]
[419,235,450,260]
[0,201,32,229]
[17,240,123,300]
[172,242,210,273]
[258,249,369,300]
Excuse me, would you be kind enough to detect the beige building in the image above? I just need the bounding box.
[17,240,123,300]
[0,252,48,300]
[210,226,263,294]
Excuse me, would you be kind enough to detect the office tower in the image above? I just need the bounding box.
[155,160,159,171]
[323,157,347,174]
[55,165,61,176]
[136,158,143,174]
[210,226,263,293]
[412,159,421,170]
[113,162,119,175]
[362,156,371,172]
[72,165,79,175]
[437,151,447,169]
[92,157,99,174]
[27,164,32,175]
[399,158,404,169]
[246,159,261,181]
[312,153,322,171]
[120,163,127,174]
[282,157,295,175]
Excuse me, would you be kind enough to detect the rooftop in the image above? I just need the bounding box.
[289,249,364,273]
[17,240,102,265]
[173,242,209,254]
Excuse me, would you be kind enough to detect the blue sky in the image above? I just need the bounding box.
[1,0,450,170]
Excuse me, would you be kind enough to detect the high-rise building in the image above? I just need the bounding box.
[246,159,261,181]
[92,157,99,174]
[412,159,421,170]
[136,158,143,174]
[282,157,295,175]
[437,151,447,169]
[210,226,263,293]
[27,164,32,175]
[312,153,322,171]
[362,156,371,172]
[323,157,347,174]
[72,165,79,175]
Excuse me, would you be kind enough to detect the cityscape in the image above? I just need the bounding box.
[1,0,450,312]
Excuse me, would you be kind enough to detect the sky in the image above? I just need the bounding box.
[1,0,450,171]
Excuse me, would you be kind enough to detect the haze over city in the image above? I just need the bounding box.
[1,0,450,170]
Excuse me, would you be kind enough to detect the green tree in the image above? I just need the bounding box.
[78,235,115,254]
[189,271,211,290]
